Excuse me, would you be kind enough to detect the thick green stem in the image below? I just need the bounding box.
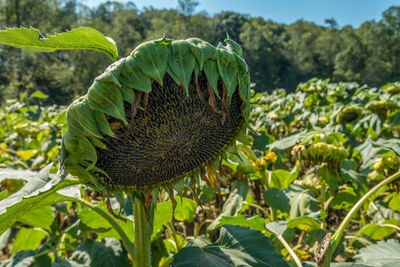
[133,195,151,267]
[75,198,134,260]
[320,170,400,267]
[320,183,326,228]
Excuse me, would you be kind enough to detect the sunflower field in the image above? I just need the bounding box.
[0,27,400,267]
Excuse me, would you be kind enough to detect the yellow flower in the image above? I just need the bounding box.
[264,152,277,163]
[259,159,266,167]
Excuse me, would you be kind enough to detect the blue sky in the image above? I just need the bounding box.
[84,0,400,27]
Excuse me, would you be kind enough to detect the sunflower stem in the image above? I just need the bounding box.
[133,194,152,267]
[319,170,400,267]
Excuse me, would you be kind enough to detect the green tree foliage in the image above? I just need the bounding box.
[1,0,400,104]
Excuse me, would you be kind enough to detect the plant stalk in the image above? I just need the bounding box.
[320,183,326,228]
[276,234,303,267]
[75,198,134,260]
[133,194,152,267]
[320,170,400,267]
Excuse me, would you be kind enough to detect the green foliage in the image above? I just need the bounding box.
[10,227,47,254]
[353,239,400,266]
[172,225,290,267]
[69,238,131,266]
[0,8,400,264]
[0,27,118,60]
[78,202,135,242]
[1,1,400,105]
[0,165,80,234]
[1,75,400,266]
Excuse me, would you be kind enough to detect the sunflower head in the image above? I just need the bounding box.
[336,105,362,124]
[61,36,251,193]
[384,83,400,94]
[365,99,399,114]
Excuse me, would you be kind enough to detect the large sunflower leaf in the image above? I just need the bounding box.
[172,225,289,267]
[0,168,40,182]
[0,164,81,234]
[354,239,400,266]
[0,27,118,60]
[263,184,319,219]
[69,238,131,266]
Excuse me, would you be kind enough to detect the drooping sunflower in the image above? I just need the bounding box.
[61,36,251,197]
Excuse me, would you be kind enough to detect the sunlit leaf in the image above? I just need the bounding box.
[173,225,290,267]
[78,202,134,242]
[0,165,81,234]
[11,228,46,254]
[0,27,118,60]
[217,214,265,232]
[354,239,400,266]
[69,238,130,266]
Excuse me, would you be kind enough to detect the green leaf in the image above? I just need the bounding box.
[168,40,196,95]
[0,27,118,60]
[389,194,400,212]
[367,201,400,224]
[164,235,187,254]
[330,187,359,211]
[330,263,371,267]
[264,184,319,219]
[0,168,42,183]
[18,206,55,231]
[268,164,299,189]
[217,215,266,232]
[287,216,321,232]
[356,219,398,240]
[266,132,303,151]
[78,202,134,242]
[207,183,249,231]
[152,197,198,239]
[30,90,48,99]
[153,201,173,239]
[263,188,290,213]
[70,238,130,266]
[285,184,319,219]
[11,228,46,254]
[265,221,288,236]
[172,225,290,267]
[52,258,87,267]
[354,239,400,266]
[174,197,197,222]
[0,250,36,267]
[0,165,82,234]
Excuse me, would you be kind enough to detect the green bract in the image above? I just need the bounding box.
[61,36,251,191]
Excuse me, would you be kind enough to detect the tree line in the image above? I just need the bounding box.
[1,0,400,105]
